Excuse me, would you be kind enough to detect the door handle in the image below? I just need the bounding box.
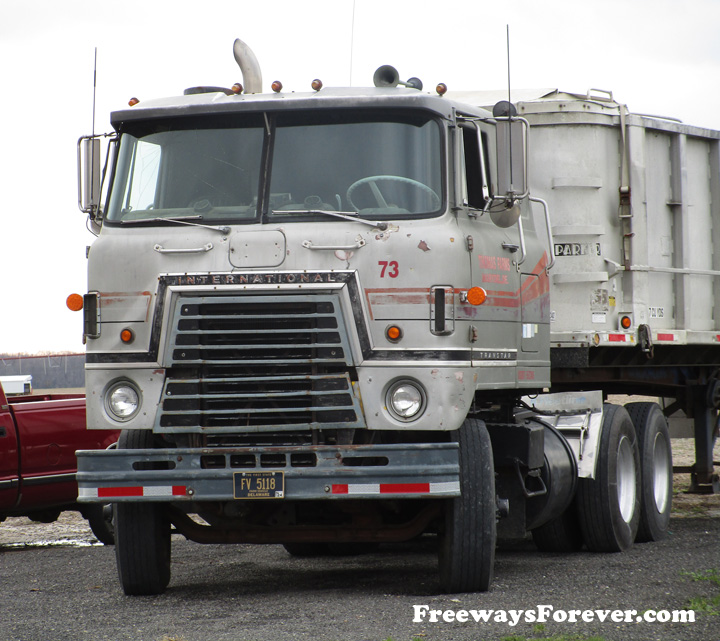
[154,243,213,254]
[302,238,366,251]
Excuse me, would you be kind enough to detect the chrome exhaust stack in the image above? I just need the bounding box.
[233,38,263,94]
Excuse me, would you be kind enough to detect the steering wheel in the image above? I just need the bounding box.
[346,175,441,211]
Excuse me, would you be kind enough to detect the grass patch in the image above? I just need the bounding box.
[683,569,720,615]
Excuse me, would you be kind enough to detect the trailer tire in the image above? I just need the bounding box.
[624,402,672,542]
[577,404,640,552]
[114,430,171,596]
[531,504,583,552]
[438,418,496,593]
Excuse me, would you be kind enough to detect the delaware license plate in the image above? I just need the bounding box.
[233,471,285,499]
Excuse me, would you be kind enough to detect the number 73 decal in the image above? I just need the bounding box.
[378,260,399,278]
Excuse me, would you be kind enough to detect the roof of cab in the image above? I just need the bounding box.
[110,85,493,128]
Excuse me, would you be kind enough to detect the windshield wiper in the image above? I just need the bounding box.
[271,209,388,231]
[120,215,230,234]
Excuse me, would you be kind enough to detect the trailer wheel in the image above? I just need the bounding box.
[531,504,583,552]
[624,402,672,542]
[576,404,640,552]
[114,430,171,595]
[438,418,496,593]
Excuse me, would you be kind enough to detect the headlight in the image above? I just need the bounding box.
[106,381,141,421]
[386,380,426,422]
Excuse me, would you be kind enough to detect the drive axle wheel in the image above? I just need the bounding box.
[438,418,496,592]
[576,404,640,552]
[114,430,171,595]
[624,402,672,541]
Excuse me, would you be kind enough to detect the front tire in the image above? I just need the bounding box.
[576,404,640,552]
[438,418,496,592]
[114,430,171,595]
[624,402,672,542]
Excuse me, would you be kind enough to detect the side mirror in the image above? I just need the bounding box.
[493,101,528,223]
[77,136,101,218]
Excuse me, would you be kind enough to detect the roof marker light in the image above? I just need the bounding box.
[436,83,448,96]
[128,97,140,106]
[271,80,283,93]
[311,79,323,92]
[231,82,243,94]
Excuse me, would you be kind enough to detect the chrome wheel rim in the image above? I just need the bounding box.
[617,435,637,523]
[652,431,671,514]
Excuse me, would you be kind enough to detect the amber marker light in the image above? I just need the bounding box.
[128,97,140,106]
[231,82,243,94]
[620,315,632,330]
[466,286,487,306]
[66,293,84,312]
[120,328,135,344]
[271,80,283,93]
[311,79,323,91]
[436,83,448,96]
[386,325,403,342]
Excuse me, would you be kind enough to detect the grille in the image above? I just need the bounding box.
[156,293,364,433]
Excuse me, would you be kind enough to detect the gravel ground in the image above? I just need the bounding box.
[1,439,718,641]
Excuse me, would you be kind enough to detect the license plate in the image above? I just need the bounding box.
[233,471,285,499]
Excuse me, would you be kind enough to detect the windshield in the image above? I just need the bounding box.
[106,110,444,224]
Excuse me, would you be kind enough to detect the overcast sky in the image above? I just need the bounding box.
[2,0,720,355]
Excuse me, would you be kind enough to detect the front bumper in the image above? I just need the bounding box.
[76,442,460,502]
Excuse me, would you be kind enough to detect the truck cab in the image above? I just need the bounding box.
[75,41,664,597]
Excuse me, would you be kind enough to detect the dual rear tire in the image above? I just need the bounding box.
[533,402,672,554]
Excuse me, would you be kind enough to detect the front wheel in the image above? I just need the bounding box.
[576,404,640,552]
[438,418,496,592]
[114,430,171,595]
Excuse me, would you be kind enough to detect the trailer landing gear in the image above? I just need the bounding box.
[689,385,720,494]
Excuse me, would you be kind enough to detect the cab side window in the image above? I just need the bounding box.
[460,122,490,210]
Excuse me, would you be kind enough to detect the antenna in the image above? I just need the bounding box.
[506,25,514,195]
[349,0,357,86]
[91,48,98,220]
[506,25,512,108]
[92,47,97,138]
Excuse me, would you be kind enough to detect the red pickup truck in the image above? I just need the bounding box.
[0,381,118,543]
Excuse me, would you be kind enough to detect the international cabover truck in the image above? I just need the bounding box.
[0,380,117,543]
[73,39,717,595]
